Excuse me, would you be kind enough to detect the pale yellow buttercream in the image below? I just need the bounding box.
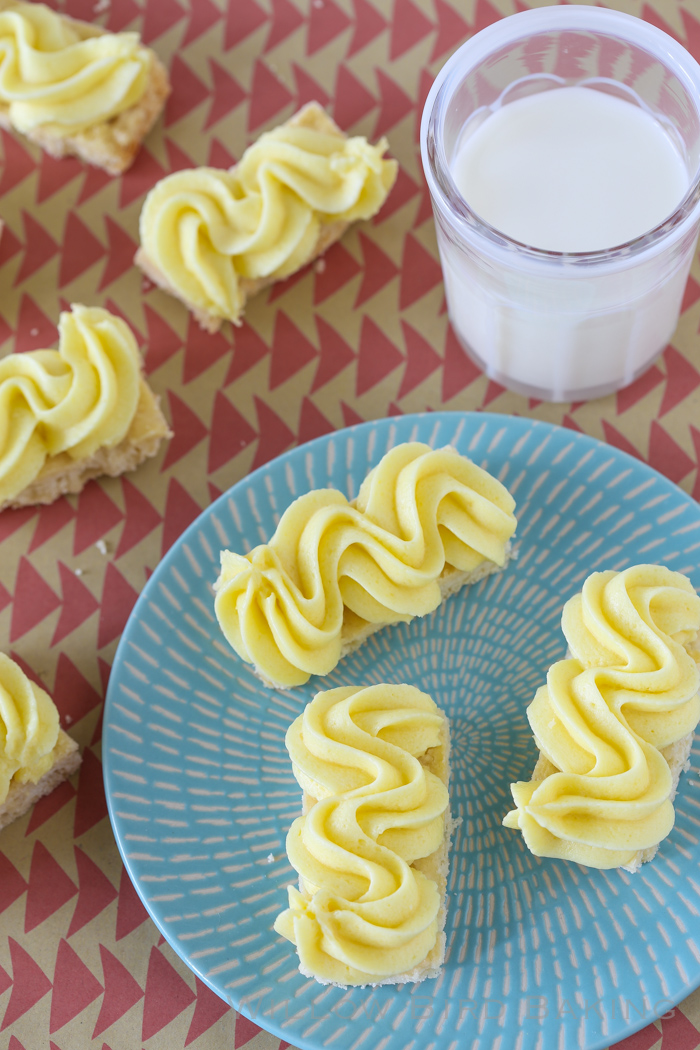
[0,1,151,135]
[503,565,700,868]
[0,653,59,805]
[274,684,448,985]
[139,123,397,324]
[0,304,141,505]
[214,442,517,687]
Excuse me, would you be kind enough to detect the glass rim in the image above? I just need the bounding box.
[421,6,700,266]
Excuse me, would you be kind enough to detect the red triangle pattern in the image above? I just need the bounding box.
[0,964,10,998]
[185,978,231,1046]
[399,234,443,308]
[24,842,77,933]
[143,304,183,374]
[0,853,28,914]
[141,0,187,44]
[348,0,388,56]
[93,945,144,1039]
[73,748,109,837]
[307,0,351,54]
[647,421,696,483]
[602,421,644,461]
[398,320,442,397]
[389,0,434,59]
[114,478,162,558]
[51,652,102,728]
[0,129,35,196]
[161,392,209,472]
[115,866,149,942]
[24,779,76,836]
[208,392,258,473]
[99,217,139,291]
[314,241,361,303]
[293,63,331,110]
[356,316,404,395]
[355,232,400,307]
[142,947,196,1041]
[442,325,481,400]
[97,564,140,650]
[183,315,232,383]
[298,397,335,445]
[248,58,295,131]
[49,939,103,1033]
[252,396,295,469]
[608,1021,660,1050]
[51,562,100,646]
[165,55,210,127]
[265,0,305,52]
[1,939,52,1030]
[235,1015,264,1047]
[36,153,83,204]
[73,482,124,556]
[29,498,75,553]
[58,211,106,287]
[15,211,60,286]
[0,222,22,269]
[14,294,57,354]
[224,0,267,49]
[269,311,318,388]
[206,59,247,130]
[312,316,356,391]
[659,345,700,417]
[119,146,168,209]
[10,557,61,642]
[67,849,118,939]
[431,0,470,61]
[616,364,665,414]
[334,64,377,129]
[181,0,222,46]
[374,69,415,137]
[162,479,203,556]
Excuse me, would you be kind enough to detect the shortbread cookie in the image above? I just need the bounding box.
[503,565,700,871]
[0,653,81,833]
[0,304,171,511]
[0,1,169,174]
[274,684,454,986]
[214,442,517,688]
[136,102,397,331]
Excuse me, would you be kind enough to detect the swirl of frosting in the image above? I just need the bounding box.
[0,304,141,504]
[139,123,397,323]
[274,684,449,985]
[0,2,151,135]
[503,566,700,868]
[214,442,517,687]
[0,653,59,804]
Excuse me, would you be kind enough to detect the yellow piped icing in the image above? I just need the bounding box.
[214,442,517,687]
[0,653,60,805]
[139,122,397,324]
[503,565,700,868]
[0,304,141,505]
[0,1,151,135]
[274,684,448,985]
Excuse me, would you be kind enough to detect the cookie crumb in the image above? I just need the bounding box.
[266,853,274,863]
[95,539,108,555]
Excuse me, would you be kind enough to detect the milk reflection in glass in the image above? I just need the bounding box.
[444,86,692,399]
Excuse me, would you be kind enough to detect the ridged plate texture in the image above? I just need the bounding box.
[103,412,700,1050]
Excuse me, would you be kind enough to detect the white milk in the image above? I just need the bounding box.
[451,87,689,253]
[436,86,697,400]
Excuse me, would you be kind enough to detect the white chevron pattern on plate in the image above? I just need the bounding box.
[104,412,700,1050]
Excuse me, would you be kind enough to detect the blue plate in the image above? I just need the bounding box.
[103,412,700,1050]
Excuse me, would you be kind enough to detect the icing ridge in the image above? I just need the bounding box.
[0,304,142,505]
[274,684,449,985]
[214,442,517,687]
[0,1,151,135]
[503,565,700,868]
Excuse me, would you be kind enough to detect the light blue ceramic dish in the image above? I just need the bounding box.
[103,412,700,1050]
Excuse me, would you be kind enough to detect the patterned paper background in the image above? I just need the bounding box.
[1,0,700,1047]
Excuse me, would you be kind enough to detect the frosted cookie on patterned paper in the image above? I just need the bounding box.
[214,442,517,688]
[0,653,81,833]
[0,304,171,511]
[504,564,700,871]
[274,683,454,986]
[136,101,398,332]
[0,1,170,174]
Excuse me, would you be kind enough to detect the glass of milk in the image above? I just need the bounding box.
[421,6,700,402]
